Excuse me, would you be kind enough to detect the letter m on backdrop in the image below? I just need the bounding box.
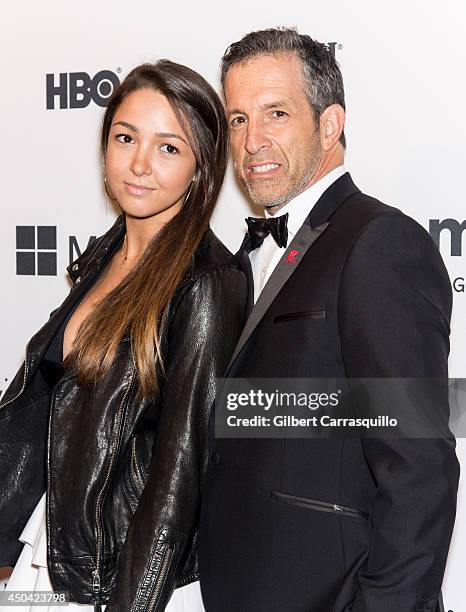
[429,219,466,256]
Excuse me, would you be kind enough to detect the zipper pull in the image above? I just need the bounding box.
[333,504,343,512]
[92,570,101,592]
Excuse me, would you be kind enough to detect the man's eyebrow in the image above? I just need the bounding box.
[227,108,245,117]
[227,99,293,116]
[259,99,293,111]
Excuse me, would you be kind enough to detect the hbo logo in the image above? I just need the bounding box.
[46,70,120,110]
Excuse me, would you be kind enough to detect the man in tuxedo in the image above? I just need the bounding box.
[199,28,459,611]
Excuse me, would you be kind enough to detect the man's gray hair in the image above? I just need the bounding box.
[221,27,346,148]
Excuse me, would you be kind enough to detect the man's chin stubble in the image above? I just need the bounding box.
[246,181,303,215]
[247,162,320,214]
[241,175,286,211]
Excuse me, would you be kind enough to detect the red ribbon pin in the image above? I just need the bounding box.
[287,250,299,263]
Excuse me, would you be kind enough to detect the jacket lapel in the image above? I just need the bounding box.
[235,234,255,317]
[226,220,329,371]
[24,217,126,383]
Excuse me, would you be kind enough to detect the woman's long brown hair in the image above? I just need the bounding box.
[68,61,228,398]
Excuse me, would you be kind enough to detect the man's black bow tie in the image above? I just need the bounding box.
[245,213,289,250]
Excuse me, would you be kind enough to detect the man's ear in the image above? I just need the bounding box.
[320,104,345,150]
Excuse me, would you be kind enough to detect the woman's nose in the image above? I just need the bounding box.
[130,146,152,176]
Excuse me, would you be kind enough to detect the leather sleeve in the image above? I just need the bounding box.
[338,214,460,612]
[106,263,247,612]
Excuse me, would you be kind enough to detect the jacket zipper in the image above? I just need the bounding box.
[92,370,135,604]
[146,545,173,611]
[271,490,369,519]
[131,436,145,494]
[46,372,77,592]
[0,344,30,412]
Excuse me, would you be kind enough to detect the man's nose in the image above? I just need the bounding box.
[244,120,271,156]
[130,145,152,176]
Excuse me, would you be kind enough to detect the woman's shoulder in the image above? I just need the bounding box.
[172,228,248,317]
[187,228,242,284]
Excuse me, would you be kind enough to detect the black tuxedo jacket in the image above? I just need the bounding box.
[199,173,459,612]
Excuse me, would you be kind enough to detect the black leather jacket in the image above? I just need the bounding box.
[0,216,247,611]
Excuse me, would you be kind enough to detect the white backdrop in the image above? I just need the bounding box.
[1,1,465,609]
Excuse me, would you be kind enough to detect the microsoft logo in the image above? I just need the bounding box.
[16,226,57,276]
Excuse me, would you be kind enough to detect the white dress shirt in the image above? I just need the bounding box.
[249,165,347,303]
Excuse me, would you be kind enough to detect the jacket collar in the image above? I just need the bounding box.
[67,217,220,288]
[20,216,126,384]
[67,215,126,284]
[29,217,216,369]
[308,171,360,228]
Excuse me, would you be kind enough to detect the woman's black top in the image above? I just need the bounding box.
[40,302,78,387]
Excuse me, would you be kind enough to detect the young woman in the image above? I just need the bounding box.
[0,61,247,611]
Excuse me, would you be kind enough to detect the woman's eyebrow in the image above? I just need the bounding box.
[112,122,188,146]
[113,120,138,132]
[154,131,188,146]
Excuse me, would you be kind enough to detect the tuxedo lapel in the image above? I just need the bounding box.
[226,220,329,371]
[226,172,361,373]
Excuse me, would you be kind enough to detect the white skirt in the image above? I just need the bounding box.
[1,494,205,612]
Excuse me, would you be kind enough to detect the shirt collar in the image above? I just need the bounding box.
[265,165,347,236]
